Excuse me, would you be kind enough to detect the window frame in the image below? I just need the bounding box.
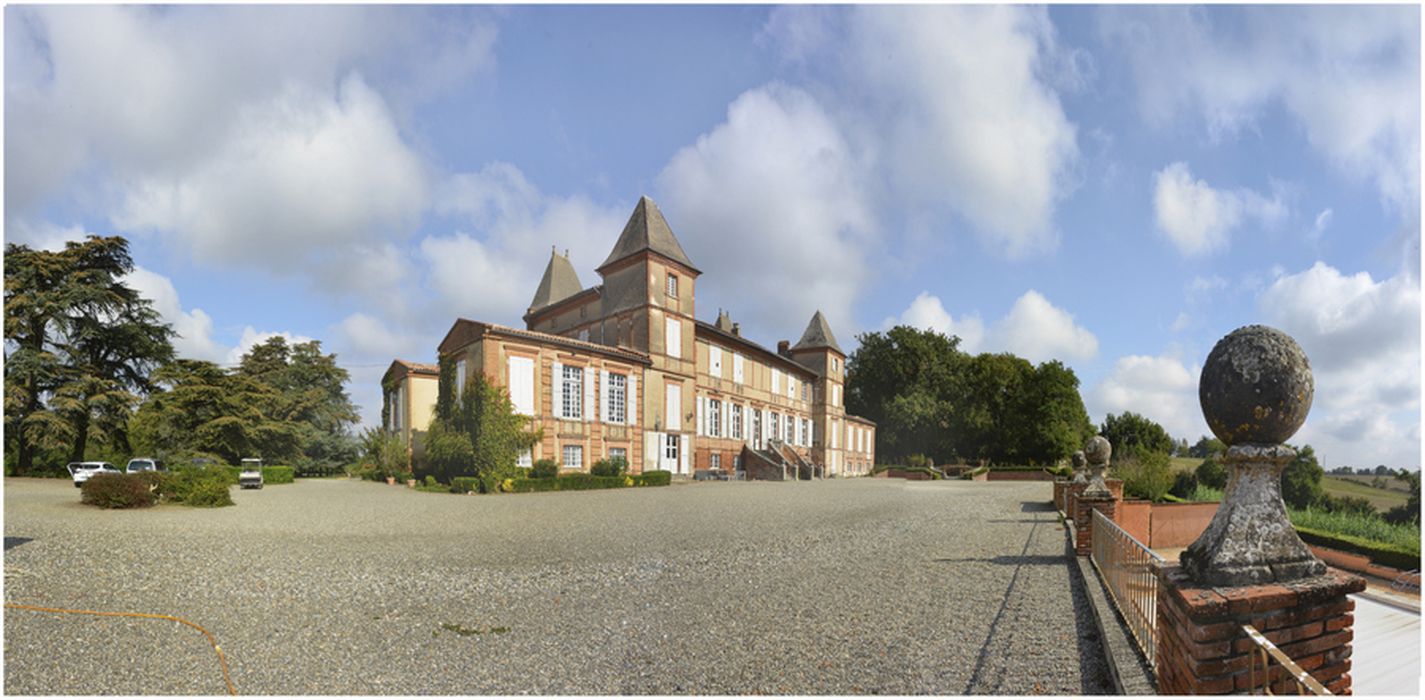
[607,372,627,424]
[666,273,679,298]
[562,444,583,470]
[561,365,584,420]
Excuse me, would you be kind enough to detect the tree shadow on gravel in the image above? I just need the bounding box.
[1020,501,1055,512]
[931,554,1065,566]
[4,537,33,551]
[1064,538,1116,694]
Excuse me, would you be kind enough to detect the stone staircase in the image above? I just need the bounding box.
[739,440,822,481]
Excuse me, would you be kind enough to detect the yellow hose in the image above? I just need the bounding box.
[5,602,237,695]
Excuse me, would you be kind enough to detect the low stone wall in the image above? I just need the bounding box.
[986,470,1054,481]
[886,468,936,481]
[1149,502,1218,548]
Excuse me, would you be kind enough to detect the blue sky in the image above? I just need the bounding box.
[6,5,1420,469]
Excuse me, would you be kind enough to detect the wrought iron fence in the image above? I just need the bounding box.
[1089,508,1163,667]
[1241,624,1332,695]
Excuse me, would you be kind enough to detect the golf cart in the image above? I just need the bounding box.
[239,458,264,489]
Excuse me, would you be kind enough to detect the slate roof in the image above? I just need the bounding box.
[598,196,699,273]
[791,310,843,354]
[528,249,584,313]
[438,318,651,365]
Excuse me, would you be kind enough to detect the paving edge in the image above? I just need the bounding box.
[1062,517,1157,696]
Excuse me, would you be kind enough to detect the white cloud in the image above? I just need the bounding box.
[114,74,428,272]
[657,84,873,343]
[1088,354,1207,442]
[1255,262,1420,468]
[1152,162,1287,256]
[884,289,1095,364]
[5,221,91,252]
[1100,5,1419,210]
[762,5,1079,257]
[122,266,226,363]
[991,290,1098,363]
[226,327,316,367]
[421,162,629,326]
[880,292,986,351]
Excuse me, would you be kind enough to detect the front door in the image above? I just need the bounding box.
[661,433,680,473]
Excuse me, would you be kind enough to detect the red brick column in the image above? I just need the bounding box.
[1072,479,1123,556]
[1053,479,1067,512]
[1154,563,1364,695]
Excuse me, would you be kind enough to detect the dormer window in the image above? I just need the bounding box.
[667,274,679,298]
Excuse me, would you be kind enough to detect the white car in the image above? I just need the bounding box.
[239,458,264,489]
[67,462,119,488]
[125,457,164,474]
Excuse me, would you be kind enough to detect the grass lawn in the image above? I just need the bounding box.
[1169,457,1200,473]
[1322,476,1410,512]
[1328,474,1413,494]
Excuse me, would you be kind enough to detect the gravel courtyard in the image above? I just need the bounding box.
[4,476,1111,695]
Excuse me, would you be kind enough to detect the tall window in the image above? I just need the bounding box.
[711,454,721,470]
[561,366,583,420]
[455,359,467,401]
[731,404,743,440]
[664,434,679,461]
[607,373,627,423]
[516,448,533,468]
[752,410,762,448]
[562,444,583,470]
[667,273,678,298]
[770,413,779,443]
[709,399,721,437]
[609,447,627,464]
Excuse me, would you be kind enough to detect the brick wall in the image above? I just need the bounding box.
[1154,564,1364,695]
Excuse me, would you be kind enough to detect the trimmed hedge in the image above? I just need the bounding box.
[504,470,672,494]
[1295,525,1421,572]
[80,473,155,509]
[262,466,295,484]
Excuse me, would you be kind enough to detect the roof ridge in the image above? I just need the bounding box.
[598,196,699,273]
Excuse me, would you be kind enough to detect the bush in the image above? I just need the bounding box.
[451,476,481,494]
[262,466,295,484]
[530,458,559,479]
[160,467,235,507]
[1322,494,1375,516]
[906,454,932,469]
[80,473,155,509]
[504,471,673,493]
[634,470,672,486]
[591,456,628,478]
[1289,506,1420,557]
[1294,525,1420,571]
[1169,471,1198,499]
[1195,457,1227,490]
[1117,451,1174,502]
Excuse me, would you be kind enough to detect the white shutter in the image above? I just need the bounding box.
[697,396,705,436]
[645,431,659,473]
[601,370,612,423]
[584,368,595,423]
[772,368,781,395]
[627,375,638,426]
[551,361,563,419]
[665,317,681,358]
[666,383,681,431]
[508,357,535,416]
[679,434,690,474]
[710,346,722,378]
[744,403,751,444]
[733,354,744,384]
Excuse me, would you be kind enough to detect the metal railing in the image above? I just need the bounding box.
[1089,508,1164,667]
[1241,624,1331,695]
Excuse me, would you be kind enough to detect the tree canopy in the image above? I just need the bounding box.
[845,325,1095,465]
[5,236,174,473]
[1099,412,1175,460]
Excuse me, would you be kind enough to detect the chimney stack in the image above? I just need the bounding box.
[777,340,790,356]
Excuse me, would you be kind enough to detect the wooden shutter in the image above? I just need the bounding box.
[600,370,612,423]
[627,375,638,426]
[584,367,595,423]
[679,434,689,474]
[551,361,563,419]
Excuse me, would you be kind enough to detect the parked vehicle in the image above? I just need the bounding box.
[125,457,164,474]
[66,462,119,488]
[239,458,264,489]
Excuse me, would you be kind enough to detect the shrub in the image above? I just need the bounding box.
[633,470,672,487]
[1322,494,1375,516]
[1294,525,1420,571]
[160,467,235,507]
[182,479,235,507]
[1187,483,1223,503]
[80,474,155,509]
[1194,457,1227,490]
[530,458,559,479]
[1117,451,1174,502]
[591,456,628,477]
[262,466,295,484]
[906,454,931,469]
[1169,471,1198,499]
[451,477,481,494]
[1289,506,1420,557]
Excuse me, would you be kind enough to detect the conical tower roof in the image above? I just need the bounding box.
[598,196,699,273]
[792,310,843,354]
[528,248,583,312]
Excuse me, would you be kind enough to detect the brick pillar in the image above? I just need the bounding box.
[1053,479,1067,512]
[1154,564,1364,694]
[1073,493,1119,556]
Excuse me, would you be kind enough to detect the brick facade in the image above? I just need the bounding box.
[1153,564,1364,695]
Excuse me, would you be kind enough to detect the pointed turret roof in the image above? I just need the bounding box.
[528,248,583,313]
[598,196,699,273]
[792,310,843,354]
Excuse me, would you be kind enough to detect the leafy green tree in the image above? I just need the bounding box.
[235,336,358,469]
[845,326,965,461]
[1281,444,1325,509]
[428,360,539,492]
[4,236,174,473]
[1100,412,1174,460]
[1195,456,1228,490]
[1384,469,1420,525]
[129,360,301,465]
[1118,450,1175,502]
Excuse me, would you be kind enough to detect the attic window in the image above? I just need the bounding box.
[667,274,678,298]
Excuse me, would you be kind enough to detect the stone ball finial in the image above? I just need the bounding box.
[1199,325,1314,446]
[1071,451,1086,469]
[1084,436,1111,465]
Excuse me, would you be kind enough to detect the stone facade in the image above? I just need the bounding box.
[385,196,877,476]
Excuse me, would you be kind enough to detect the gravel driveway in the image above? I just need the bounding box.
[4,476,1111,695]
